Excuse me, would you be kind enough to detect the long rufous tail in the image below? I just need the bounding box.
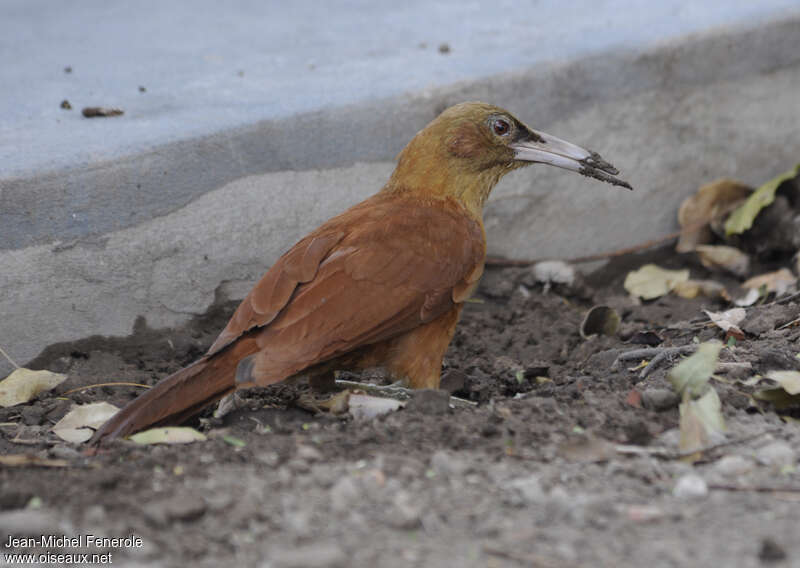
[89,338,257,445]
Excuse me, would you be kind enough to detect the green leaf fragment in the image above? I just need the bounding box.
[667,342,723,398]
[724,164,800,236]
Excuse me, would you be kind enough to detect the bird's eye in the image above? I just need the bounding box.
[492,118,511,136]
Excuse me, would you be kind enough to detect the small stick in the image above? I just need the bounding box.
[610,345,696,374]
[615,427,780,460]
[640,345,697,379]
[0,345,20,369]
[61,382,151,396]
[776,317,799,331]
[708,484,800,493]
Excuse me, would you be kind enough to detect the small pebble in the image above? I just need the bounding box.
[758,537,787,563]
[755,442,796,467]
[405,389,450,415]
[641,388,680,411]
[504,475,544,506]
[673,473,708,500]
[711,454,755,477]
[267,542,347,568]
[430,450,469,477]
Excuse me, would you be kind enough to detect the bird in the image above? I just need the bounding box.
[90,102,630,444]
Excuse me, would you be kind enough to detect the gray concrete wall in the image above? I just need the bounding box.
[2,1,800,375]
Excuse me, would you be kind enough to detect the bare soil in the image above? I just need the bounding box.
[1,246,799,568]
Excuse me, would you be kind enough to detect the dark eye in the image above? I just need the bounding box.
[492,118,511,136]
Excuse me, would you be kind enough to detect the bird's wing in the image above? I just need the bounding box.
[207,193,485,385]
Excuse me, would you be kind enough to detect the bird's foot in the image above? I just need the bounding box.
[333,379,477,408]
[334,379,413,401]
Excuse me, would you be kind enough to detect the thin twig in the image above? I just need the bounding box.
[708,484,800,493]
[777,317,800,331]
[615,427,780,460]
[61,382,151,396]
[611,345,697,377]
[640,345,698,379]
[0,345,20,369]
[774,290,800,305]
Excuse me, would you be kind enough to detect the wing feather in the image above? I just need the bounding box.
[209,193,485,384]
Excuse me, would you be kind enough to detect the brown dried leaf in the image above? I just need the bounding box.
[695,245,750,277]
[672,279,729,300]
[0,368,67,407]
[52,402,119,443]
[703,308,746,337]
[0,455,69,468]
[676,179,750,252]
[743,268,797,295]
[624,264,690,300]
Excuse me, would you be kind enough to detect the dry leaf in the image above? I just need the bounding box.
[766,371,800,395]
[672,279,729,300]
[695,245,750,277]
[725,164,800,236]
[52,402,119,443]
[580,306,620,339]
[0,454,69,468]
[704,308,746,337]
[677,179,750,252]
[624,264,690,300]
[348,394,404,420]
[667,341,722,398]
[742,268,797,295]
[0,368,67,407]
[129,427,207,445]
[679,388,726,456]
[734,288,762,307]
[753,388,800,410]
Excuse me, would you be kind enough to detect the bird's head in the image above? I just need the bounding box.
[387,101,630,216]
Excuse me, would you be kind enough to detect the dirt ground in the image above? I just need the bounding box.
[1,245,799,568]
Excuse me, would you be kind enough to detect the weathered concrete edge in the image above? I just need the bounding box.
[2,13,799,251]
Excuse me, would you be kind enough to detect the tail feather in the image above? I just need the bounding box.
[90,339,256,445]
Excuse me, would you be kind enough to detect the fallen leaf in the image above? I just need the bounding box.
[679,388,726,457]
[766,370,800,395]
[676,179,750,252]
[52,402,119,443]
[0,368,67,407]
[222,434,246,447]
[0,455,69,468]
[725,164,800,236]
[580,306,620,339]
[695,245,750,277]
[129,427,207,445]
[734,288,762,307]
[667,341,723,398]
[672,279,729,300]
[704,308,746,338]
[624,264,690,300]
[742,268,797,295]
[753,388,800,410]
[348,394,404,420]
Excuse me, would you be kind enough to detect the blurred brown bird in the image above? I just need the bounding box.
[91,102,630,444]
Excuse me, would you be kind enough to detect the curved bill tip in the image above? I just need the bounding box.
[511,130,633,190]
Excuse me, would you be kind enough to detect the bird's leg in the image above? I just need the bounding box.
[333,378,414,400]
